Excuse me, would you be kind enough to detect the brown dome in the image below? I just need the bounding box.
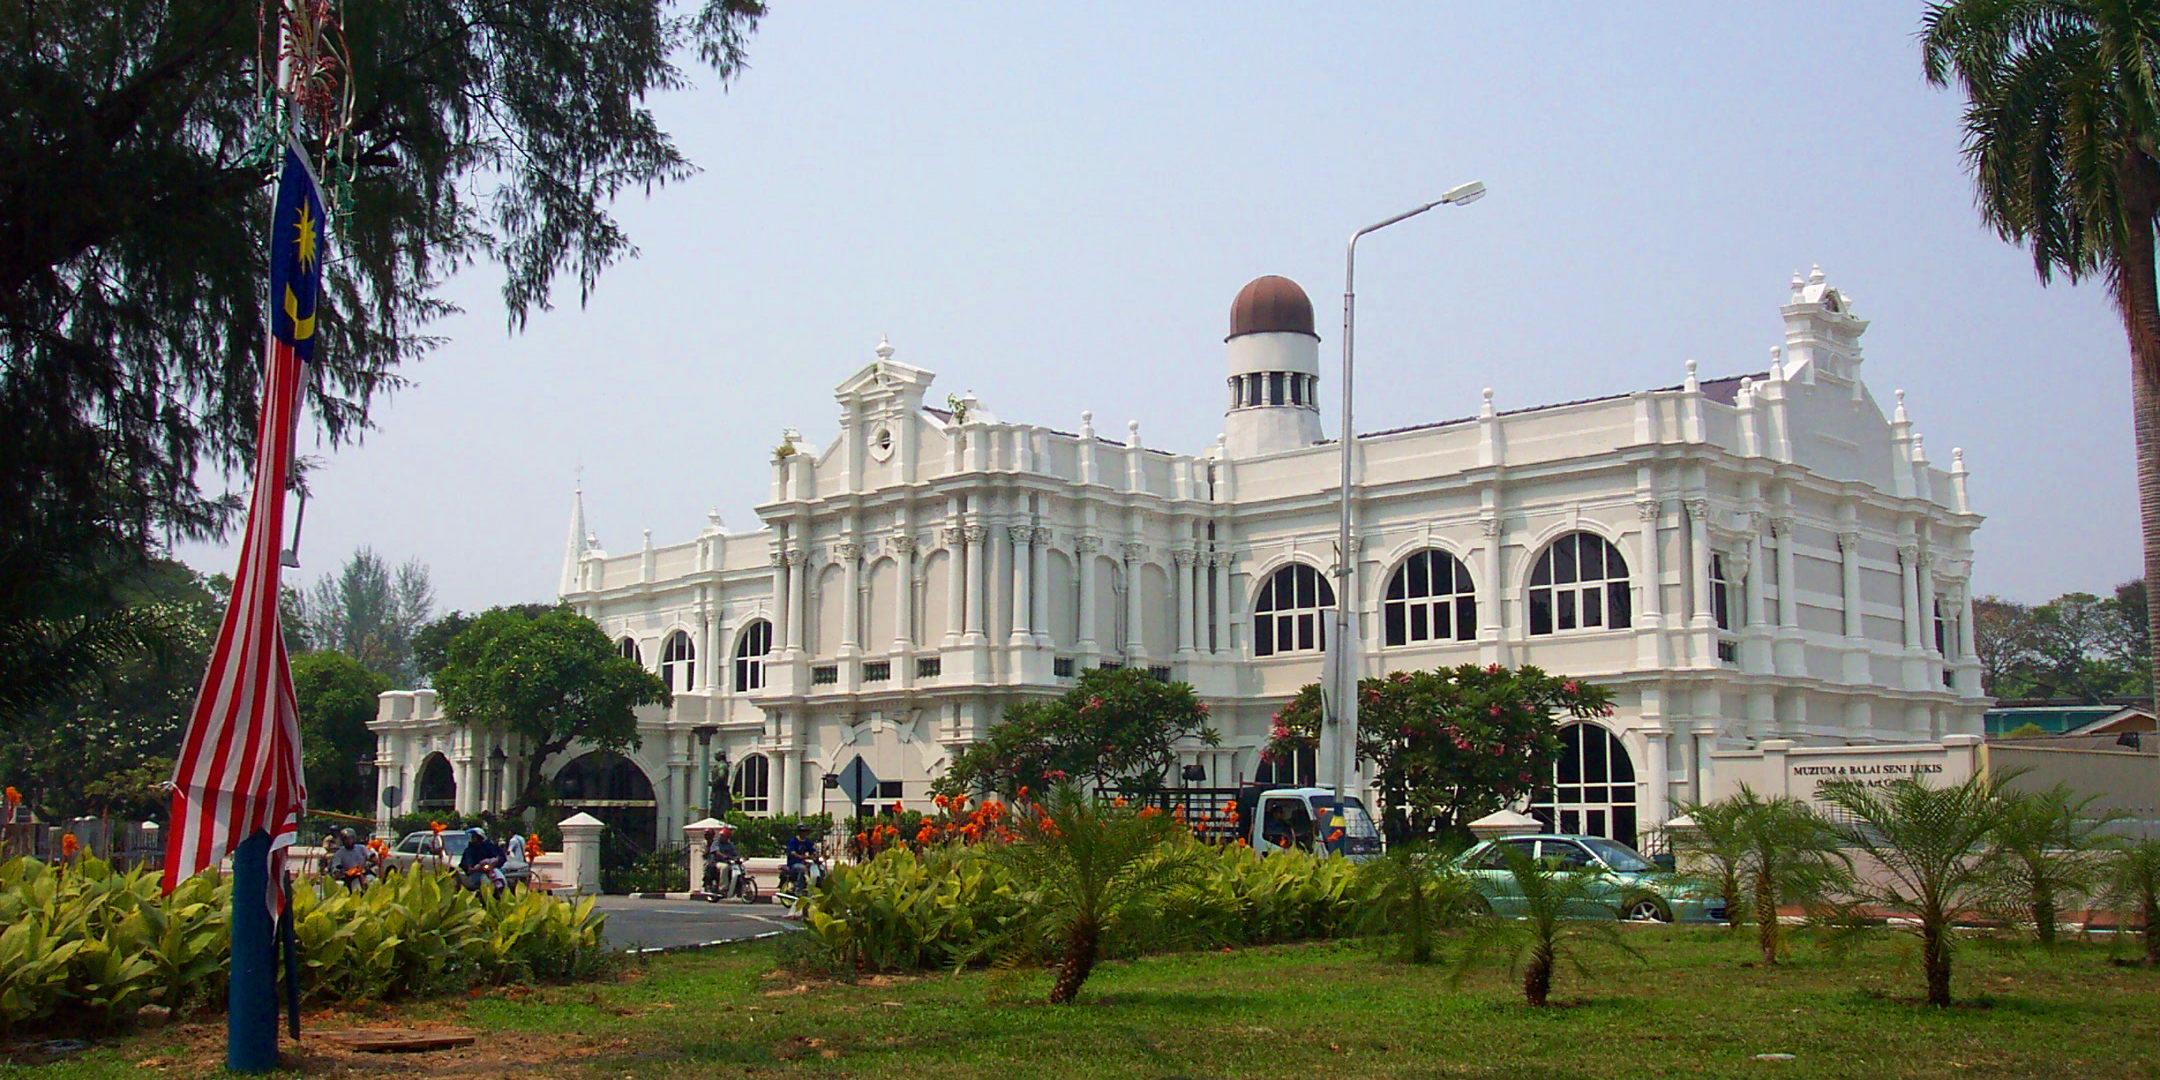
[1228,275,1317,341]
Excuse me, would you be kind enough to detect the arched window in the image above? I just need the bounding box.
[1383,549,1477,646]
[732,753,771,814]
[1710,553,1732,632]
[734,620,772,691]
[660,630,695,692]
[618,637,641,664]
[1527,532,1631,635]
[1530,723,1638,848]
[1253,563,1334,658]
[1255,744,1316,788]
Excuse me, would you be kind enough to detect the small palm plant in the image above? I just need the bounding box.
[1987,784,2114,947]
[980,785,1208,1003]
[2097,838,2160,966]
[1672,798,1750,933]
[1454,844,1639,1006]
[1355,842,1475,964]
[1729,787,1849,965]
[1818,774,2010,1007]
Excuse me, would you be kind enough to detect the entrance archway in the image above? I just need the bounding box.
[1530,723,1638,849]
[553,750,658,849]
[414,753,456,812]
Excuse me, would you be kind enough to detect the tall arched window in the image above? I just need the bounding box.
[1253,563,1334,658]
[732,753,771,814]
[618,637,641,664]
[660,630,695,692]
[1710,553,1732,632]
[1530,723,1638,848]
[1383,549,1477,646]
[734,620,772,691]
[1527,532,1631,635]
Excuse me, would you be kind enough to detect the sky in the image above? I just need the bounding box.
[182,2,2135,614]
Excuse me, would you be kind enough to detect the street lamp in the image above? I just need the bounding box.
[1326,180,1487,804]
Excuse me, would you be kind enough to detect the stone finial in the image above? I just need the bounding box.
[1480,387,1495,418]
[1768,346,1783,381]
[1684,358,1699,392]
[1808,264,1825,285]
[874,335,895,361]
[1790,269,1805,297]
[1952,447,1967,472]
[1893,389,1908,424]
[1912,434,1928,463]
[707,508,725,530]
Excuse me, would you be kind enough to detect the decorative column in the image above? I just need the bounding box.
[1076,535,1101,653]
[785,548,808,653]
[1007,525,1034,647]
[1686,498,1715,630]
[1916,549,1938,654]
[1210,550,1232,654]
[770,550,793,655]
[837,542,863,654]
[1635,500,1665,626]
[1641,727,1669,832]
[1772,517,1798,629]
[891,536,917,652]
[963,524,989,644]
[1838,532,1864,640]
[1122,542,1147,657]
[1173,548,1198,656]
[1030,527,1051,646]
[772,748,793,817]
[1898,545,1923,650]
[1742,524,1767,629]
[942,526,965,647]
[1479,517,1503,639]
[1958,582,1979,666]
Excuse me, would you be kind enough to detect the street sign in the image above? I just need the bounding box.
[836,756,879,808]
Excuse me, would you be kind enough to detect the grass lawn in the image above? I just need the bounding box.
[8,926,2159,1079]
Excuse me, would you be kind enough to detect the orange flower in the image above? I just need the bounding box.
[1138,806,1161,819]
[854,831,868,847]
[949,794,969,813]
[889,800,903,814]
[1016,785,1030,800]
[60,833,80,859]
[933,793,949,809]
[1112,797,1128,808]
[915,825,935,845]
[2,786,18,807]
[525,837,543,859]
[428,821,446,834]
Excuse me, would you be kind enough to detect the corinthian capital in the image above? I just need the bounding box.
[1074,533,1102,554]
[961,525,989,545]
[1770,515,1796,538]
[1171,548,1198,567]
[1119,541,1148,562]
[1836,531,1862,553]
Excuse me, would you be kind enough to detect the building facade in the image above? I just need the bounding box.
[371,268,1987,850]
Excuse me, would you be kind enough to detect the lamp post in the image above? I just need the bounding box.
[692,725,717,819]
[1327,180,1487,804]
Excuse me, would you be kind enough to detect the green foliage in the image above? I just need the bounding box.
[601,849,688,895]
[0,0,768,600]
[1973,585,2151,701]
[412,604,562,684]
[432,608,668,812]
[2003,722,2052,739]
[1687,786,1847,964]
[1351,842,1476,964]
[1267,664,1615,839]
[0,855,605,1033]
[292,650,391,814]
[2097,837,2160,965]
[1453,843,1639,1007]
[717,813,835,859]
[1818,774,2012,1007]
[806,845,1030,973]
[1987,784,2117,947]
[299,549,434,686]
[1671,799,1749,931]
[936,668,1218,798]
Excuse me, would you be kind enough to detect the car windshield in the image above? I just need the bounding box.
[1581,837,1653,872]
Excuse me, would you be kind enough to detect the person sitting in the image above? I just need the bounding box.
[782,824,819,891]
[703,825,743,896]
[501,832,531,891]
[328,830,371,890]
[458,827,507,895]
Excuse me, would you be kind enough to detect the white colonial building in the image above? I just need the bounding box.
[372,268,1987,850]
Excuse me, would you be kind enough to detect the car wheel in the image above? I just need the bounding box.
[1624,897,1672,923]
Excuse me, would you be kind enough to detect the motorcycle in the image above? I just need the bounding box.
[778,855,826,898]
[702,853,758,903]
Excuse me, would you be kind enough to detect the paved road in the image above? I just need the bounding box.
[593,896,801,952]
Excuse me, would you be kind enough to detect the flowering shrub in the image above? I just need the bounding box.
[934,667,1218,797]
[1265,664,1615,838]
[846,793,1021,860]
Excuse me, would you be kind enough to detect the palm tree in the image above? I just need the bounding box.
[1922,2,2160,694]
[1987,783,2116,946]
[1818,775,2010,1007]
[1672,798,1751,933]
[1355,841,1476,964]
[981,785,1208,1003]
[2097,837,2160,964]
[1728,787,1850,965]
[1454,845,1639,1007]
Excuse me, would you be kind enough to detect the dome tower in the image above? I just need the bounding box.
[1222,275,1324,459]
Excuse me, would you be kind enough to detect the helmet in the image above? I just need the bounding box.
[794,824,809,834]
[717,823,735,835]
[339,828,356,842]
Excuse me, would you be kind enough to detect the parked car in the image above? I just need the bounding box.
[1455,834,1727,924]
[385,829,471,872]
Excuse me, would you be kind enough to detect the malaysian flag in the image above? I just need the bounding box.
[164,143,323,904]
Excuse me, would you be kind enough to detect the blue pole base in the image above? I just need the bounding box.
[228,831,279,1073]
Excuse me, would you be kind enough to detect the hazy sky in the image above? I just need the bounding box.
[183,2,2134,613]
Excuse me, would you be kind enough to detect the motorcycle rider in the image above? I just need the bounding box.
[702,824,743,897]
[781,824,820,892]
[328,828,371,890]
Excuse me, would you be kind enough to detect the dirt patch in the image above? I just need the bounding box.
[87,1019,613,1078]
